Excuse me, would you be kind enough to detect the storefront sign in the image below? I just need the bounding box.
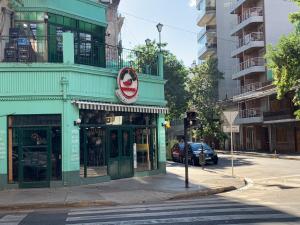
[116,67,139,104]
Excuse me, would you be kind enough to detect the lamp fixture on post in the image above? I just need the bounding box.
[145,38,151,46]
[156,23,163,51]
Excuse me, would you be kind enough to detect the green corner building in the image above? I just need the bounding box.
[0,0,167,189]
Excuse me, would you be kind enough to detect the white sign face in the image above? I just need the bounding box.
[116,67,139,104]
[223,111,239,125]
[223,125,239,133]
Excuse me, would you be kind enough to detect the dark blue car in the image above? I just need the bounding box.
[172,142,218,166]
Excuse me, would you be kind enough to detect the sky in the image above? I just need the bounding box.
[119,0,199,67]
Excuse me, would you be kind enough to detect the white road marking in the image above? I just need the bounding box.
[0,214,27,225]
[69,198,230,213]
[66,206,273,222]
[66,213,297,225]
[68,202,245,216]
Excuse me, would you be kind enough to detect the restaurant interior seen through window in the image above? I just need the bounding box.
[79,110,158,178]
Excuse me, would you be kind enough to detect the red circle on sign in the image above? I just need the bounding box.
[117,67,139,99]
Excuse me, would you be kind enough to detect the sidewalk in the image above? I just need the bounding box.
[216,150,300,161]
[0,162,245,211]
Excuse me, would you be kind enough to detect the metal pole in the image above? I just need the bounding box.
[159,32,161,51]
[230,112,234,177]
[184,118,189,188]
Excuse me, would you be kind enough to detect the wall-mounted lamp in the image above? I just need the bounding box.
[161,121,171,129]
[74,118,82,126]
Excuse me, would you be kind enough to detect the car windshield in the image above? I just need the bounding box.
[191,143,212,152]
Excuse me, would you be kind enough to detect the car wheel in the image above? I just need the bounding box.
[213,159,218,165]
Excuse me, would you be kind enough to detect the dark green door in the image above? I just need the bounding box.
[19,128,51,188]
[108,128,133,180]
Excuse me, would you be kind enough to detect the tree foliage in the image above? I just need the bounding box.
[134,41,189,119]
[266,0,300,117]
[187,58,226,143]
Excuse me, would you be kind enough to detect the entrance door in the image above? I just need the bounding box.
[19,128,51,188]
[108,128,133,180]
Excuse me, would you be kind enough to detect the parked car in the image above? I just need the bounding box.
[171,142,218,165]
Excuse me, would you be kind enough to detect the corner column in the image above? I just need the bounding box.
[157,114,166,173]
[0,117,7,189]
[63,32,74,64]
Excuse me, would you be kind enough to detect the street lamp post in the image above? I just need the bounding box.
[145,38,151,74]
[156,23,163,51]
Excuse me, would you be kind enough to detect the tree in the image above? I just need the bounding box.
[187,58,226,144]
[266,0,300,117]
[133,41,189,119]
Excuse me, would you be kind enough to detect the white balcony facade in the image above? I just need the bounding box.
[233,81,276,102]
[198,32,217,60]
[232,57,266,80]
[231,32,265,57]
[196,0,216,27]
[230,7,264,36]
[235,108,263,124]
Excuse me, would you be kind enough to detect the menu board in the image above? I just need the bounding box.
[70,129,79,169]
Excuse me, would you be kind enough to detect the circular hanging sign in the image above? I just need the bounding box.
[115,67,139,104]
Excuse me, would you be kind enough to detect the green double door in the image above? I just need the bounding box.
[108,128,134,180]
[18,128,51,188]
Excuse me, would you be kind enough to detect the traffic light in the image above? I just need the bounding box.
[186,111,198,127]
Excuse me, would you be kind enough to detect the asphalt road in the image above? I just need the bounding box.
[1,154,300,225]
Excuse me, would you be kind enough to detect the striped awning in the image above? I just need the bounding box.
[72,101,169,114]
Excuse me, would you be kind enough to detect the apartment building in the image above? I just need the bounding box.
[196,0,240,150]
[230,0,300,153]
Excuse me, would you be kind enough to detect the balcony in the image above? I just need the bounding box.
[233,81,274,102]
[196,0,216,27]
[231,7,264,36]
[231,32,265,57]
[0,35,158,76]
[232,57,266,80]
[230,0,247,14]
[263,109,296,123]
[198,41,217,60]
[236,108,263,124]
[197,25,217,42]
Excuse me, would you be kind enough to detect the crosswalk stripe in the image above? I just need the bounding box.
[69,198,234,213]
[66,206,273,222]
[66,213,297,225]
[0,214,27,225]
[68,202,249,216]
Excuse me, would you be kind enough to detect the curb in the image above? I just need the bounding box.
[168,186,237,200]
[216,151,300,161]
[0,200,117,211]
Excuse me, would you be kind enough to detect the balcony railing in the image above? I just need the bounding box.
[237,32,264,48]
[263,109,295,122]
[0,35,158,75]
[235,57,265,73]
[238,7,263,24]
[237,80,272,95]
[239,108,261,119]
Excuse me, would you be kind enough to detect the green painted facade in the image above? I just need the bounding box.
[0,0,167,189]
[17,0,107,26]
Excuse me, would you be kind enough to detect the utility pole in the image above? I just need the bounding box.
[184,117,189,188]
[184,110,198,188]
